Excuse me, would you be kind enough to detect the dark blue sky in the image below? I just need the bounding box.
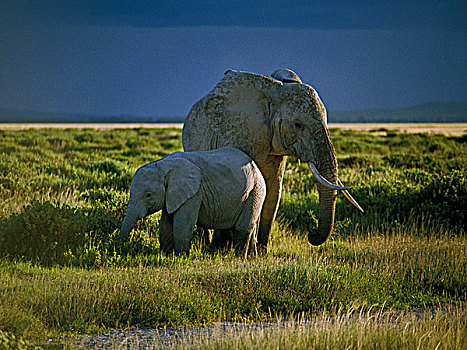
[1,1,466,117]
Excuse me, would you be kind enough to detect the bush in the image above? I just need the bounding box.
[418,170,466,230]
[337,169,466,232]
[279,194,317,234]
[0,201,86,265]
[0,187,161,267]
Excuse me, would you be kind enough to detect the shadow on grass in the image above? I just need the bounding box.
[0,200,161,267]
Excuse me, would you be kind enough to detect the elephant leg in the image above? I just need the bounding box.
[200,227,212,246]
[248,229,258,257]
[233,225,258,259]
[199,227,231,254]
[233,228,254,259]
[172,195,202,255]
[257,155,288,254]
[210,229,233,251]
[159,209,174,255]
[193,226,212,251]
[202,229,233,254]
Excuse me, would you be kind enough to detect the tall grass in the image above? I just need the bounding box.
[177,306,466,350]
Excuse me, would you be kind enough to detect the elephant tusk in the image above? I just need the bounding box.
[308,163,352,191]
[337,179,365,213]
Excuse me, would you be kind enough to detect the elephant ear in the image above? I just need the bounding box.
[270,69,302,84]
[165,158,202,214]
[203,70,281,164]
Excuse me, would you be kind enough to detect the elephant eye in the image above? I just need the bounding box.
[145,193,152,199]
[294,122,303,129]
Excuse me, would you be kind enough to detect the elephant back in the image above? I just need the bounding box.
[183,70,281,165]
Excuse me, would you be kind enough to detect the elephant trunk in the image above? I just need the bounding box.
[308,173,338,245]
[117,208,139,241]
[307,135,339,246]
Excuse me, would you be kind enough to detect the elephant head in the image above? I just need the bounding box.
[183,69,362,247]
[117,157,201,241]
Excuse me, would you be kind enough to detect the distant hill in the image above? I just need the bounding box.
[328,101,467,123]
[0,101,465,123]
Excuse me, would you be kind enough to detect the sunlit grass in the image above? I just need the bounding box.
[178,305,466,350]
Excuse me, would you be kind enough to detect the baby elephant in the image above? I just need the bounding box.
[117,147,266,258]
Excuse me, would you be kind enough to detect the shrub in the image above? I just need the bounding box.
[0,201,86,265]
[418,170,466,230]
[337,169,466,232]
[279,194,317,234]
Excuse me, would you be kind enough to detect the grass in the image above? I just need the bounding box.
[2,231,465,347]
[0,125,466,348]
[181,308,466,350]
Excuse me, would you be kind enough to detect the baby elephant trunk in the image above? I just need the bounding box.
[117,205,139,241]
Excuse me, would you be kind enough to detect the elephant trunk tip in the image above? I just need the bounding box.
[116,227,132,241]
[116,232,128,241]
[118,214,138,242]
[308,229,330,246]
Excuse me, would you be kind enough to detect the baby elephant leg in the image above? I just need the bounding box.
[233,227,257,259]
[233,192,262,259]
[207,229,233,253]
[159,209,174,255]
[172,195,202,256]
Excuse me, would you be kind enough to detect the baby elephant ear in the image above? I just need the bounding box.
[165,158,202,214]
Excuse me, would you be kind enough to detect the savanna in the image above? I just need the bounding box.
[0,124,465,349]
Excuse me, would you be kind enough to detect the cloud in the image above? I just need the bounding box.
[1,0,465,31]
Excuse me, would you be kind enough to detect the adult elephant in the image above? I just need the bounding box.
[182,69,362,253]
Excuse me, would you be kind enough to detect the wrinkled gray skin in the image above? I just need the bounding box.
[117,147,266,258]
[183,69,340,252]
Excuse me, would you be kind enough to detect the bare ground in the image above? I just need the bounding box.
[0,123,184,130]
[328,123,467,136]
[64,306,463,349]
[1,123,466,136]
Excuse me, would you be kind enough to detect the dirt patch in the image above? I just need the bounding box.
[329,123,467,136]
[1,123,466,136]
[0,123,184,130]
[62,307,459,349]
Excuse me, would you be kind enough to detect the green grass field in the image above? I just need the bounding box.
[0,126,465,349]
